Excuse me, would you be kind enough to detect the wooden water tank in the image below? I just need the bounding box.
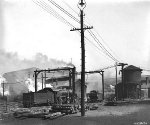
[123,65,142,84]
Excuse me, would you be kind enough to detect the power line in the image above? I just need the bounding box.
[61,1,121,63]
[62,0,79,15]
[59,1,120,62]
[33,0,120,64]
[33,0,75,28]
[33,0,99,54]
[48,0,80,23]
[91,29,123,62]
[33,0,105,56]
[87,30,120,62]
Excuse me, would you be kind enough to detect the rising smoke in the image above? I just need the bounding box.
[0,75,9,96]
[0,49,72,96]
[0,50,70,74]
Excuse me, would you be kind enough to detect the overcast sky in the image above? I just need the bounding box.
[0,0,150,75]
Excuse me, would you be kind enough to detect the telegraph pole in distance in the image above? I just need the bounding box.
[41,73,44,89]
[100,71,104,100]
[118,63,128,101]
[115,62,118,101]
[3,81,4,99]
[70,0,93,116]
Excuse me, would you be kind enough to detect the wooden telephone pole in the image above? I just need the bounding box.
[118,63,128,100]
[71,0,92,116]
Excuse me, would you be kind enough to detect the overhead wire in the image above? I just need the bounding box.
[33,0,100,54]
[87,30,120,63]
[84,36,115,62]
[33,0,75,28]
[61,1,115,62]
[48,0,80,24]
[92,29,123,62]
[62,0,121,62]
[60,0,120,63]
[33,0,107,57]
[62,0,79,15]
[33,0,120,64]
[84,15,122,61]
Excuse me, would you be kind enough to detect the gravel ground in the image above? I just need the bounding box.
[0,103,149,125]
[70,104,144,117]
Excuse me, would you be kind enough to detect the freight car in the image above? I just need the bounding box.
[23,88,57,108]
[23,88,77,108]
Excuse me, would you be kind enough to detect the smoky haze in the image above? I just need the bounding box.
[0,50,70,74]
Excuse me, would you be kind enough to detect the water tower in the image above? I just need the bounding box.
[116,65,142,100]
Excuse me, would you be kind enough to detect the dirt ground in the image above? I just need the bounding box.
[0,103,149,125]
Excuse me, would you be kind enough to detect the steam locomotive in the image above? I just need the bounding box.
[87,90,103,103]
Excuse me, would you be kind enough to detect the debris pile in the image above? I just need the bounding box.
[12,105,78,120]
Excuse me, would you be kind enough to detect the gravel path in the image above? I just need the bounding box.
[70,104,144,117]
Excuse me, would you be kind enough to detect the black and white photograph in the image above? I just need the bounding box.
[0,0,150,125]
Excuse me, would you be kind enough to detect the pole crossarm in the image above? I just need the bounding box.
[70,26,93,31]
[117,63,128,67]
[85,70,103,74]
[34,67,74,74]
[77,69,105,75]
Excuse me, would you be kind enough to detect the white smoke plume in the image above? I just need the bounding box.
[0,49,73,98]
[0,75,9,96]
[24,78,53,92]
[0,50,70,74]
[24,78,35,92]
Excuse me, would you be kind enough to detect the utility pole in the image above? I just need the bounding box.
[3,81,4,99]
[34,70,38,92]
[72,67,76,103]
[115,62,118,101]
[41,73,44,89]
[69,70,72,89]
[100,71,104,100]
[44,71,47,88]
[70,0,93,116]
[118,63,128,100]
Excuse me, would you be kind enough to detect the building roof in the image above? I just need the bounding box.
[123,65,142,71]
